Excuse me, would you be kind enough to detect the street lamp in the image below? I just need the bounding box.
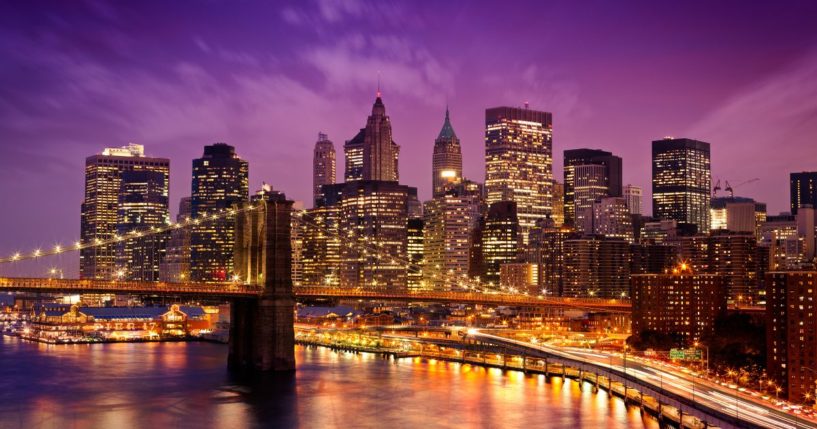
[801,367,817,410]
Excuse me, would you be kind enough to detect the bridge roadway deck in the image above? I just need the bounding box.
[471,331,814,429]
[0,278,631,311]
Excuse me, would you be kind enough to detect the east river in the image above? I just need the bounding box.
[0,337,658,428]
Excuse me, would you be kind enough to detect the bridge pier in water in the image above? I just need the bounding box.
[228,195,295,372]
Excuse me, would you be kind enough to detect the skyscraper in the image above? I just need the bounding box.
[344,94,400,183]
[423,192,480,290]
[481,201,520,286]
[159,197,192,282]
[573,164,608,233]
[485,106,553,244]
[432,108,462,197]
[790,171,817,215]
[652,137,711,231]
[407,218,425,290]
[338,180,414,290]
[624,184,643,215]
[551,181,565,227]
[116,170,170,282]
[586,197,634,243]
[563,149,623,226]
[190,143,249,282]
[312,132,336,207]
[80,143,169,280]
[562,236,630,298]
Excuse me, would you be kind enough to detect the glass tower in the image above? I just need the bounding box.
[652,137,711,231]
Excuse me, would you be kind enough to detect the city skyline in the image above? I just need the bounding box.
[2,1,817,274]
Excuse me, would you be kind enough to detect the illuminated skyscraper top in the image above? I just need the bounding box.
[344,94,400,182]
[485,106,553,244]
[432,107,462,197]
[652,137,711,231]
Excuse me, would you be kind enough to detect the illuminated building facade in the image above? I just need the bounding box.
[563,236,630,298]
[572,164,608,233]
[190,143,249,282]
[499,263,538,294]
[551,181,565,226]
[115,170,170,282]
[300,183,344,287]
[631,266,726,346]
[708,230,759,304]
[345,95,400,182]
[564,149,622,226]
[652,138,711,231]
[585,196,634,243]
[525,217,575,296]
[159,197,192,282]
[710,196,766,239]
[481,201,520,286]
[766,271,817,402]
[485,106,553,244]
[423,192,480,290]
[80,143,169,280]
[624,184,642,215]
[432,108,463,197]
[790,172,817,215]
[407,218,425,290]
[312,132,336,207]
[630,243,679,274]
[338,180,414,290]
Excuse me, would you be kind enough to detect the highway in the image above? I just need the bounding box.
[471,331,816,429]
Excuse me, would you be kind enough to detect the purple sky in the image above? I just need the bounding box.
[2,0,817,276]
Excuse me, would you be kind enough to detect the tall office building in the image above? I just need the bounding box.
[115,170,170,282]
[652,138,711,231]
[562,236,630,298]
[190,143,249,282]
[312,132,336,207]
[564,149,623,226]
[526,218,575,296]
[624,184,643,215]
[485,106,553,244]
[407,218,425,290]
[80,143,169,280]
[790,172,817,215]
[159,197,192,282]
[338,180,414,290]
[585,197,634,243]
[344,94,400,182]
[300,183,344,287]
[432,108,463,197]
[481,201,520,286]
[708,230,759,304]
[573,164,609,233]
[551,181,565,226]
[423,192,480,290]
[766,271,817,402]
[632,266,726,346]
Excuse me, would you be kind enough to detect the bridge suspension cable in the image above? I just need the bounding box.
[0,204,262,265]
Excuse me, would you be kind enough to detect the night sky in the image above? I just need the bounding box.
[2,1,817,276]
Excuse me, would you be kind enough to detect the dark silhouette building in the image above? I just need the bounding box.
[790,171,817,215]
[563,148,622,226]
[190,143,249,282]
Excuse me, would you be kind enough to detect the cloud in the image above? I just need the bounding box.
[301,34,454,105]
[687,52,817,211]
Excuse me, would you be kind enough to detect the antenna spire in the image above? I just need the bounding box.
[376,71,381,97]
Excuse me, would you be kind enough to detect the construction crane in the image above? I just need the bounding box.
[712,179,722,197]
[725,178,759,198]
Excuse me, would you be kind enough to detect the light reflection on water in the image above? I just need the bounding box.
[0,337,657,428]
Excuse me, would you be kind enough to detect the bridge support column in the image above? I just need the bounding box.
[228,196,296,372]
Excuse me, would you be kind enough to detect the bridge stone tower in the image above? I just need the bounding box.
[229,191,296,372]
